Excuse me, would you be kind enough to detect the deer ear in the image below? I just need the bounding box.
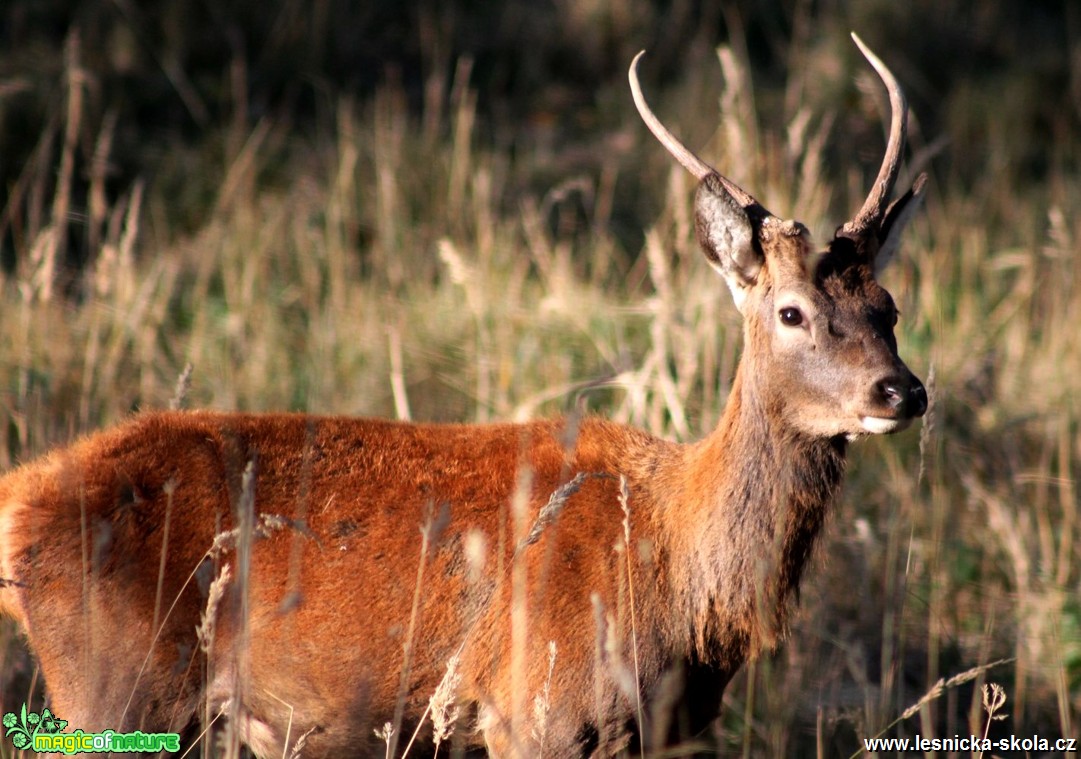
[875,172,927,274]
[695,175,762,312]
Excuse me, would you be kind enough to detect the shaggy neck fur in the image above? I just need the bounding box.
[657,364,847,669]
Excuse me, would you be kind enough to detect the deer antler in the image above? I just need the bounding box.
[842,33,908,239]
[629,50,766,213]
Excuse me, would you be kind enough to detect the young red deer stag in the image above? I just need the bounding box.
[0,34,927,758]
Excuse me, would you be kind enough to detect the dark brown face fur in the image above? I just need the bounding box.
[736,220,926,439]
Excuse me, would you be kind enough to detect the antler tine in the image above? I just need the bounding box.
[629,51,762,210]
[843,33,908,238]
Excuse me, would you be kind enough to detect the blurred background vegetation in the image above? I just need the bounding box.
[1,0,1079,756]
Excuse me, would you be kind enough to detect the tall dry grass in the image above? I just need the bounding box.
[0,12,1079,758]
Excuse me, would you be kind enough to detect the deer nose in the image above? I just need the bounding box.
[878,376,927,417]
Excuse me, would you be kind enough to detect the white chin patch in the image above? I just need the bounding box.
[859,416,912,435]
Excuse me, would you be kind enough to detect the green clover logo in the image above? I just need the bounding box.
[3,704,68,749]
[3,706,32,749]
[39,708,67,734]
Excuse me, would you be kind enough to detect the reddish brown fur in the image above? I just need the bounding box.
[0,42,928,758]
[0,387,847,756]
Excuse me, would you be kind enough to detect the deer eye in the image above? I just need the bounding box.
[779,307,804,327]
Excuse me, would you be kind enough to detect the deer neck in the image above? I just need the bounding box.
[658,363,848,666]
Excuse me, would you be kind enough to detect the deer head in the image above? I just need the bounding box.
[630,33,927,439]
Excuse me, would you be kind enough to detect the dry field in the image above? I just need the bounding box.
[0,2,1078,756]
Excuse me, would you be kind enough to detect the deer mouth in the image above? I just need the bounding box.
[859,415,914,434]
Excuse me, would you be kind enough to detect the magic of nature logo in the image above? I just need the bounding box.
[3,704,180,754]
